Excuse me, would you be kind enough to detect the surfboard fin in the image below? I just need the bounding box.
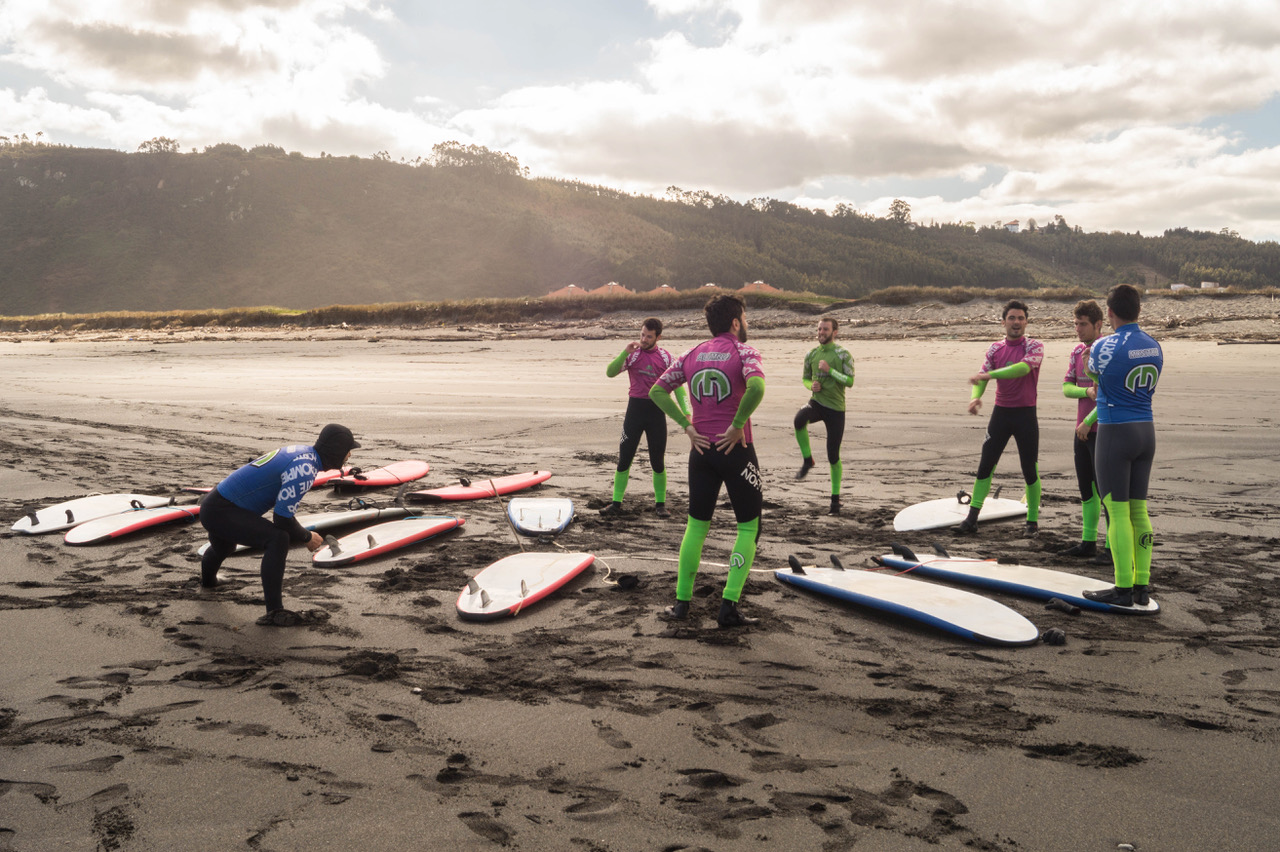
[830,555,846,571]
[480,589,491,608]
[393,484,409,506]
[787,554,806,575]
[324,535,342,556]
[467,578,480,594]
[26,510,39,525]
[890,542,919,562]
[931,542,951,558]
[520,579,529,598]
[459,477,472,487]
[367,533,377,549]
[65,509,75,524]
[130,499,144,509]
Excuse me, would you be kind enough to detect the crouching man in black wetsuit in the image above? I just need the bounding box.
[200,423,360,626]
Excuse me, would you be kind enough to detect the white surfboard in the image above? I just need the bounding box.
[12,493,173,535]
[893,493,1026,532]
[196,504,419,556]
[457,551,595,621]
[506,497,574,536]
[65,502,201,545]
[775,555,1040,646]
[877,545,1159,615]
[312,515,464,566]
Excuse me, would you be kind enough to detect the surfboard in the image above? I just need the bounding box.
[196,503,419,556]
[411,470,552,502]
[312,515,464,566]
[332,460,430,490]
[877,544,1160,615]
[506,497,574,536]
[456,551,595,621]
[313,466,355,487]
[12,493,174,535]
[775,555,1040,646]
[65,502,202,545]
[893,492,1026,532]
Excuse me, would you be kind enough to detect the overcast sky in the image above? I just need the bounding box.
[3,0,1280,241]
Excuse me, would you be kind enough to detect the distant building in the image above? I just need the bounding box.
[649,284,679,295]
[1170,283,1190,291]
[1005,220,1020,233]
[588,282,633,296]
[545,284,586,299]
[740,280,781,293]
[1200,281,1221,289]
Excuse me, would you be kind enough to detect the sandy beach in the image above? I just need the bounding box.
[1,297,1278,851]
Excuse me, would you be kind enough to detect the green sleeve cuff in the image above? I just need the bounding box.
[649,384,691,430]
[970,380,988,400]
[732,376,766,429]
[802,378,813,391]
[1082,408,1098,428]
[1063,382,1089,399]
[987,362,1032,380]
[605,350,627,378]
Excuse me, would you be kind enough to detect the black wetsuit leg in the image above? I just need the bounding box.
[1095,422,1156,503]
[795,400,845,464]
[977,406,1038,484]
[200,489,293,612]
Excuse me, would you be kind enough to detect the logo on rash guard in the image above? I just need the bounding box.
[690,368,731,403]
[1125,364,1159,393]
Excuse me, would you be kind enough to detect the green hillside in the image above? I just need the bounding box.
[2,139,1278,315]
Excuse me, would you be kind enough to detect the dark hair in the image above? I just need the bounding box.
[1073,299,1104,324]
[642,317,663,335]
[819,316,839,333]
[704,293,745,336]
[1107,284,1142,322]
[1002,299,1029,320]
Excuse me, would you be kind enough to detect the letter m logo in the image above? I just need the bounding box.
[1125,364,1159,393]
[690,368,731,404]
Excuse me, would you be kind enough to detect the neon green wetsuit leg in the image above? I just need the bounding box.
[675,518,711,601]
[653,470,668,504]
[1025,466,1041,523]
[1131,499,1153,586]
[970,475,993,510]
[1081,483,1101,543]
[1103,496,1135,587]
[722,518,759,602]
[611,469,630,503]
[830,461,842,496]
[795,427,812,461]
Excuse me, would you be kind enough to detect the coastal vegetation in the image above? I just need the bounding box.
[2,134,1278,317]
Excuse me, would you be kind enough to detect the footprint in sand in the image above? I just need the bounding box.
[457,811,513,845]
[592,720,632,749]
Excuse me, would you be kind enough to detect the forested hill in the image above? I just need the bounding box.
[2,140,1278,315]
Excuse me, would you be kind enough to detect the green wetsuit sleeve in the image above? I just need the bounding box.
[1082,407,1098,428]
[802,378,814,391]
[970,379,988,400]
[605,349,627,378]
[1063,381,1089,399]
[649,384,691,430]
[986,361,1032,380]
[731,376,766,430]
[829,367,853,387]
[674,385,691,419]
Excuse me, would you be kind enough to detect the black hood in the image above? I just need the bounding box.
[315,423,360,471]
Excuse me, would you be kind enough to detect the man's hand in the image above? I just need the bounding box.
[715,425,747,453]
[685,424,710,454]
[967,398,983,416]
[624,341,640,354]
[969,372,990,385]
[305,531,324,552]
[1076,421,1092,441]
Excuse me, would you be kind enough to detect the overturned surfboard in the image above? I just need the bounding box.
[877,544,1160,615]
[65,501,202,545]
[312,515,464,566]
[411,470,552,503]
[893,491,1026,532]
[196,502,420,557]
[775,554,1040,646]
[332,460,430,491]
[13,493,174,535]
[506,497,574,537]
[456,551,594,621]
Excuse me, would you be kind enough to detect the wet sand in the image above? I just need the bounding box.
[1,320,1278,851]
